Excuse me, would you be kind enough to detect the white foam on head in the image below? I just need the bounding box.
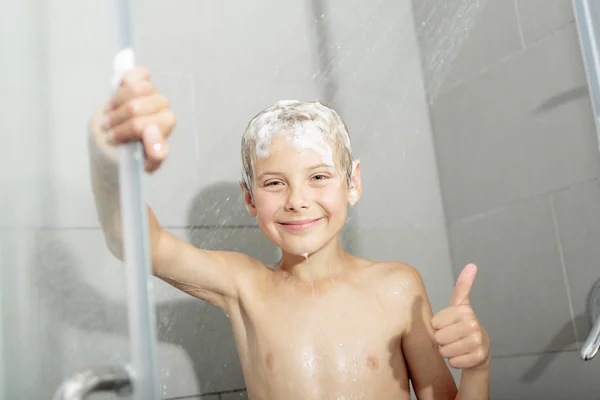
[255,117,335,166]
[242,100,353,190]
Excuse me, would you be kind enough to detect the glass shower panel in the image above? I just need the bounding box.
[0,0,159,398]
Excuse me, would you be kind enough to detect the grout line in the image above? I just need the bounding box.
[549,195,581,347]
[491,347,581,359]
[448,177,599,227]
[165,388,246,399]
[512,0,527,50]
[434,47,525,99]
[434,21,575,101]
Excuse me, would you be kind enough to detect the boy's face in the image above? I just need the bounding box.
[242,135,361,256]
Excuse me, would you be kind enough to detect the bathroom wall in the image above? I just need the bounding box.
[415,0,600,398]
[0,0,456,399]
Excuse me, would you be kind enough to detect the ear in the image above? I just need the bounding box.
[239,181,257,217]
[348,159,362,206]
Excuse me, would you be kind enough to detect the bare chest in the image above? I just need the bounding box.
[232,284,409,391]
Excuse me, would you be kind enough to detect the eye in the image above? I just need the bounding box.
[311,174,329,181]
[264,180,283,187]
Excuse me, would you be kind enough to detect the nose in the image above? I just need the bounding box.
[284,184,309,212]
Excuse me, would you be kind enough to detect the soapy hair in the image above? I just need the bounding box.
[241,100,353,191]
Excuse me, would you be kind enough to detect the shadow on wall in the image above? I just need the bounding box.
[519,297,594,382]
[33,180,359,396]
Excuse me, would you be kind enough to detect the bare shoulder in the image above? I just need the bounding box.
[359,260,426,291]
[351,260,429,315]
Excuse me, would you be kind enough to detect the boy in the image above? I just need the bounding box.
[89,67,491,399]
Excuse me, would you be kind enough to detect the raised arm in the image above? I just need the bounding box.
[400,266,458,399]
[88,67,262,310]
[402,265,491,400]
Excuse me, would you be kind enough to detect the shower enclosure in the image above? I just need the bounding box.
[1,0,600,399]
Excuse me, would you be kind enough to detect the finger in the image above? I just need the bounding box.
[108,109,175,144]
[450,263,477,306]
[106,93,169,129]
[433,318,478,346]
[438,331,485,359]
[447,348,489,369]
[145,157,162,173]
[431,304,472,330]
[142,124,169,164]
[107,79,157,112]
[121,66,150,87]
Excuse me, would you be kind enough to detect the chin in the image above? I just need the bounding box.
[279,236,335,257]
[281,246,316,257]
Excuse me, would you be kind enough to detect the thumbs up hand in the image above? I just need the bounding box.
[431,264,491,370]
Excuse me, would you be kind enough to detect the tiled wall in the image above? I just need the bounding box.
[1,0,457,399]
[415,0,600,398]
[176,388,248,400]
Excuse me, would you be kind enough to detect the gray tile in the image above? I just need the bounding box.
[325,0,425,97]
[139,0,447,235]
[516,0,575,46]
[414,0,523,97]
[448,195,577,356]
[182,227,281,266]
[220,390,248,400]
[154,294,244,399]
[135,1,323,228]
[144,72,269,228]
[552,179,600,344]
[489,350,600,400]
[327,54,448,234]
[167,395,218,400]
[431,24,599,221]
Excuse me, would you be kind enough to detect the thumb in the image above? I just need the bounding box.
[450,264,478,306]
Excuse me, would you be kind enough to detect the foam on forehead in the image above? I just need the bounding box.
[245,100,351,162]
[241,100,353,190]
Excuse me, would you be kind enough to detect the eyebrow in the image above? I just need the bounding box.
[308,163,335,170]
[256,164,334,180]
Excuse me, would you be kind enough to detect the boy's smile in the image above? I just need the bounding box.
[277,217,325,232]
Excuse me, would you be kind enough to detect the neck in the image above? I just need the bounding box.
[278,236,348,282]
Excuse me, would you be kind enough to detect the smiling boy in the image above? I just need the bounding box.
[89,67,491,399]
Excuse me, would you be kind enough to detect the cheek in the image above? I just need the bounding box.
[318,183,348,213]
[253,193,281,220]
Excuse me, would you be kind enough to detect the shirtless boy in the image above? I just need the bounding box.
[89,67,491,400]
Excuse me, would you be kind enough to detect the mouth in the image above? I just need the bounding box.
[278,217,324,231]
